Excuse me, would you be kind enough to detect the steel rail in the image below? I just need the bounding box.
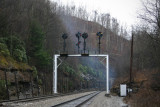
[51,91,101,107]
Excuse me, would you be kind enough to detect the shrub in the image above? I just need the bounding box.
[0,36,28,62]
[0,43,10,56]
[60,63,76,76]
[78,64,87,74]
[13,49,24,62]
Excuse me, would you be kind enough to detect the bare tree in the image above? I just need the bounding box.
[100,14,107,32]
[93,10,98,22]
[140,0,160,42]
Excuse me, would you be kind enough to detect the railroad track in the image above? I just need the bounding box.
[1,90,94,103]
[0,90,98,106]
[51,91,101,107]
[1,94,61,104]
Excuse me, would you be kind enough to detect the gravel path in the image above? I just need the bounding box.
[82,91,128,107]
[2,91,96,107]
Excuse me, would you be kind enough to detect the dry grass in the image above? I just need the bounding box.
[0,55,32,70]
[127,89,160,107]
[125,69,160,107]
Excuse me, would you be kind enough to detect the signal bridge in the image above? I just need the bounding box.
[53,54,110,95]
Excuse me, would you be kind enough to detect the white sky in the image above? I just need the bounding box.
[52,0,142,28]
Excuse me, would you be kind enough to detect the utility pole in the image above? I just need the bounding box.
[129,32,134,96]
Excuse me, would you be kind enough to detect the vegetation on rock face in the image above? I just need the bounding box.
[0,35,32,70]
[78,64,104,79]
[32,66,42,85]
[0,0,63,99]
[0,43,10,57]
[60,63,77,76]
[32,66,38,79]
[59,63,105,82]
[78,64,88,75]
[0,36,27,63]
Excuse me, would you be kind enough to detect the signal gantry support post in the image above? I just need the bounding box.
[53,54,110,95]
[99,37,101,54]
[106,55,109,95]
[53,55,58,93]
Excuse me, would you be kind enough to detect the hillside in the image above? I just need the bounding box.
[59,14,130,76]
[0,0,130,100]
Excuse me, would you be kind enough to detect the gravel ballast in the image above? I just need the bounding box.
[82,91,128,107]
[2,91,96,107]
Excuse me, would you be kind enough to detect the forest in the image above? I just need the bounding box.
[0,0,160,106]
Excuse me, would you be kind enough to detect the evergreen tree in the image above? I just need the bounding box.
[28,21,51,67]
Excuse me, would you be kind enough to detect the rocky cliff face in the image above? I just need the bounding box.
[0,55,33,100]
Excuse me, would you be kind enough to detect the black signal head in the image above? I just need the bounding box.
[76,32,81,38]
[62,33,68,39]
[82,32,88,39]
[96,32,103,38]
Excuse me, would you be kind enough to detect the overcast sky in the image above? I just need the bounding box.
[52,0,143,29]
